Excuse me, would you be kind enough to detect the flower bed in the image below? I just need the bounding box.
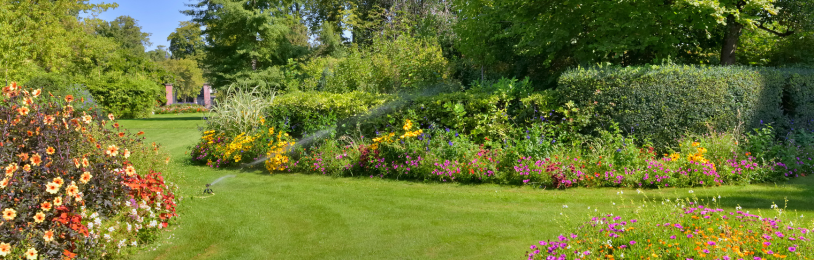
[155,103,208,114]
[0,83,177,259]
[525,195,813,259]
[190,112,812,189]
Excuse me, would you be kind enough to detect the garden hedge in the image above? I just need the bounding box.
[558,65,814,145]
[265,91,393,137]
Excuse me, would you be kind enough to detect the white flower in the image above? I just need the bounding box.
[688,190,694,193]
[125,201,131,207]
[562,205,568,208]
[131,241,138,246]
[127,223,132,232]
[771,204,778,209]
[736,206,742,210]
[108,226,115,232]
[712,198,716,202]
[636,189,641,194]
[104,234,111,240]
[88,222,94,229]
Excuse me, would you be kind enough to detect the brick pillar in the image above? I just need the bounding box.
[203,83,211,108]
[165,83,174,105]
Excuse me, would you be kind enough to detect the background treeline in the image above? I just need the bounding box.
[2,0,814,118]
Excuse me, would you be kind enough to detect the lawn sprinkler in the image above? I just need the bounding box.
[203,183,214,195]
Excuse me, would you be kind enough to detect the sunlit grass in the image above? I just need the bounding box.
[119,114,814,260]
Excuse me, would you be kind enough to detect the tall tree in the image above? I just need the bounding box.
[95,16,153,55]
[0,0,116,82]
[168,21,206,60]
[183,0,310,89]
[161,58,205,99]
[682,0,814,65]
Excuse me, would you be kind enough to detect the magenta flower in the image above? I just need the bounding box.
[789,246,797,252]
[707,241,716,246]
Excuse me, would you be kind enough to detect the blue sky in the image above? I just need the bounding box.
[87,0,195,51]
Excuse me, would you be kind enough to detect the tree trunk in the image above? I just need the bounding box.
[720,14,743,65]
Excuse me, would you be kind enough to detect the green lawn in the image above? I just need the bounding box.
[119,114,814,260]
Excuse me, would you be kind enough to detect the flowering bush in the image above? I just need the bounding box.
[155,103,208,114]
[190,117,295,170]
[0,82,177,259]
[525,195,813,259]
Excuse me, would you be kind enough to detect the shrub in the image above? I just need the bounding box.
[525,195,813,259]
[0,82,177,259]
[206,86,274,136]
[295,34,451,94]
[559,65,789,146]
[85,74,164,119]
[266,91,393,137]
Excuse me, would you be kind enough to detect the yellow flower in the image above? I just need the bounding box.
[25,248,37,260]
[691,142,700,147]
[2,208,16,220]
[33,212,46,223]
[0,242,10,256]
[669,153,680,161]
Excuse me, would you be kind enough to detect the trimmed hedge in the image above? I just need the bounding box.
[265,91,393,137]
[268,79,558,141]
[558,65,814,145]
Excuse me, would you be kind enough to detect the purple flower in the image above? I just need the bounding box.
[707,241,716,246]
[670,235,676,239]
[629,241,636,245]
[789,246,797,252]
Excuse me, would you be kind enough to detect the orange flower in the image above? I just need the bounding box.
[65,95,74,103]
[33,212,46,223]
[108,113,115,121]
[53,197,62,206]
[41,201,52,211]
[4,164,16,177]
[81,115,92,124]
[22,164,30,172]
[17,153,29,161]
[30,153,41,166]
[106,145,119,157]
[0,242,10,256]
[32,89,41,97]
[62,249,76,259]
[17,106,29,115]
[118,132,125,138]
[65,183,78,196]
[53,177,64,187]
[43,230,54,242]
[25,248,37,260]
[46,146,55,155]
[81,157,89,167]
[24,97,33,106]
[43,115,55,125]
[137,131,145,135]
[125,165,136,176]
[113,122,120,128]
[80,172,92,184]
[123,149,131,158]
[0,178,7,188]
[2,208,16,220]
[73,158,80,168]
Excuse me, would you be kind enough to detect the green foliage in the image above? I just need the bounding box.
[558,65,791,146]
[266,91,392,137]
[161,58,205,99]
[298,34,451,94]
[85,74,164,119]
[167,21,205,61]
[94,16,153,55]
[24,73,71,96]
[183,0,310,91]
